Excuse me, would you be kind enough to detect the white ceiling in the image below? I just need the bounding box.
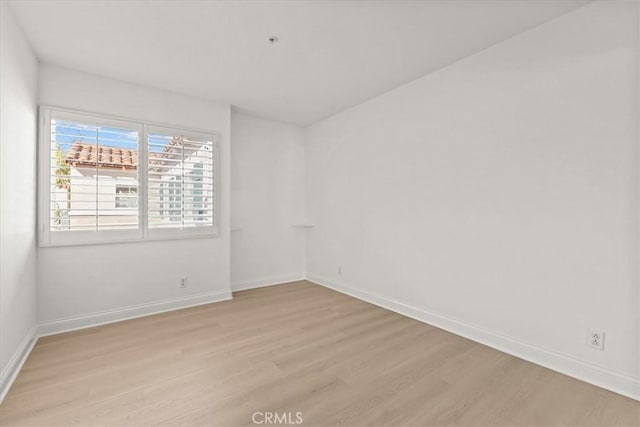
[9,0,586,126]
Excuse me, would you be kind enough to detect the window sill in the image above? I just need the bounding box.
[39,230,220,248]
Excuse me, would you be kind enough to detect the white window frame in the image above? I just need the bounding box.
[38,106,220,247]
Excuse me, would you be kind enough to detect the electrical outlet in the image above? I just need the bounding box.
[180,277,188,288]
[587,329,605,351]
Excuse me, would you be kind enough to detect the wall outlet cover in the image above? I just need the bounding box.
[587,329,605,351]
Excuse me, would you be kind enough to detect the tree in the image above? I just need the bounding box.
[53,143,70,227]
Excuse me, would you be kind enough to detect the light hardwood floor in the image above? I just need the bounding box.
[1,281,638,426]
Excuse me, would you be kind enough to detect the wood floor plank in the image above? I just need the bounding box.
[0,281,637,426]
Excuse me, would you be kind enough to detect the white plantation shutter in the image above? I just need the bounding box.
[44,110,141,245]
[39,107,219,246]
[147,126,216,236]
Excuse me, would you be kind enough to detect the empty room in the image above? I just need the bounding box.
[0,0,639,426]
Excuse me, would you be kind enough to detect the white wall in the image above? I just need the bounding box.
[0,2,38,394]
[305,1,639,397]
[37,65,231,326]
[230,112,306,290]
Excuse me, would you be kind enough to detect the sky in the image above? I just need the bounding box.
[53,120,171,153]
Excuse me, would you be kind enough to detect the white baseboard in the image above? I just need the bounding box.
[38,289,233,337]
[306,274,640,401]
[231,274,305,292]
[0,325,38,403]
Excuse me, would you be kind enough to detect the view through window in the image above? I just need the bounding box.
[50,118,139,231]
[43,109,217,245]
[147,129,215,229]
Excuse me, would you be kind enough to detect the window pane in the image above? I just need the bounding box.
[50,116,139,232]
[148,130,214,229]
[115,185,138,208]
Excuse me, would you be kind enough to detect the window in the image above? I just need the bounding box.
[147,126,215,239]
[39,107,218,246]
[115,185,138,209]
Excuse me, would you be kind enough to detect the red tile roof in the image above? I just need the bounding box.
[65,138,197,172]
[66,142,139,169]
